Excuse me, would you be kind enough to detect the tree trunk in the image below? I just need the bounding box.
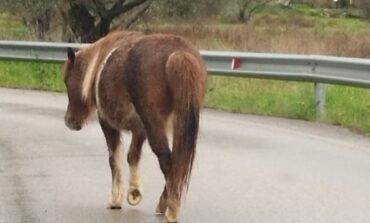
[238,8,246,22]
[35,9,51,40]
[59,0,150,43]
[68,2,103,42]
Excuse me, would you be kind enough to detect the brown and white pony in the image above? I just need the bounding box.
[63,30,207,223]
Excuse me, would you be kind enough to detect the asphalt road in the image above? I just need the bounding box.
[1,88,370,223]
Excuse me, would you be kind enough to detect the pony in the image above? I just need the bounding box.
[63,30,207,223]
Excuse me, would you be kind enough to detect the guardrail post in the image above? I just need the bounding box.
[314,82,326,119]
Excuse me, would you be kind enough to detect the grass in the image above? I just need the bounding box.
[206,76,316,119]
[253,3,370,32]
[325,85,370,133]
[206,76,370,134]
[0,60,64,91]
[0,13,30,40]
[145,17,370,58]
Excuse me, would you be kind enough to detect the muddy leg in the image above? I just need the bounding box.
[127,129,146,206]
[99,118,124,209]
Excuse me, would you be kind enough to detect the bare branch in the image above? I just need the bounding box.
[249,0,272,15]
[107,0,147,20]
[237,0,273,22]
[115,0,151,29]
[91,0,109,18]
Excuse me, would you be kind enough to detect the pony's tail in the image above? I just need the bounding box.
[165,50,207,199]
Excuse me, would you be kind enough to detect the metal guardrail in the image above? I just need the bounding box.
[1,40,370,117]
[0,41,84,62]
[201,51,370,88]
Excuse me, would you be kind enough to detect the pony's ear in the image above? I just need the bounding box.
[67,47,75,64]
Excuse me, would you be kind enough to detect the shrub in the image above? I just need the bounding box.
[356,0,370,19]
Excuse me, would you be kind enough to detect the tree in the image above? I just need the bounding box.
[357,0,370,19]
[58,0,152,42]
[223,0,273,22]
[156,0,195,18]
[151,0,223,19]
[0,0,152,42]
[0,0,56,40]
[237,0,273,22]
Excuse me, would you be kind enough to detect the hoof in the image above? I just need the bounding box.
[107,192,123,209]
[107,202,122,209]
[155,204,166,214]
[164,204,179,223]
[127,188,142,206]
[165,213,178,223]
[155,198,167,214]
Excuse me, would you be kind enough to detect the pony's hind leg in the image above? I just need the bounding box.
[99,118,124,209]
[127,128,146,206]
[138,113,178,222]
[156,186,168,214]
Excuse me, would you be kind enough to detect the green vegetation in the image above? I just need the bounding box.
[250,4,370,34]
[0,13,29,40]
[325,85,370,133]
[0,60,64,91]
[207,76,370,134]
[206,76,315,120]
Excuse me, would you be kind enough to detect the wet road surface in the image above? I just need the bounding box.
[1,88,370,223]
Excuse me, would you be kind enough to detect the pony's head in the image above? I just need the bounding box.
[63,47,95,131]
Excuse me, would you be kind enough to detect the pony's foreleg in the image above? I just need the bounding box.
[127,129,146,206]
[99,118,124,209]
